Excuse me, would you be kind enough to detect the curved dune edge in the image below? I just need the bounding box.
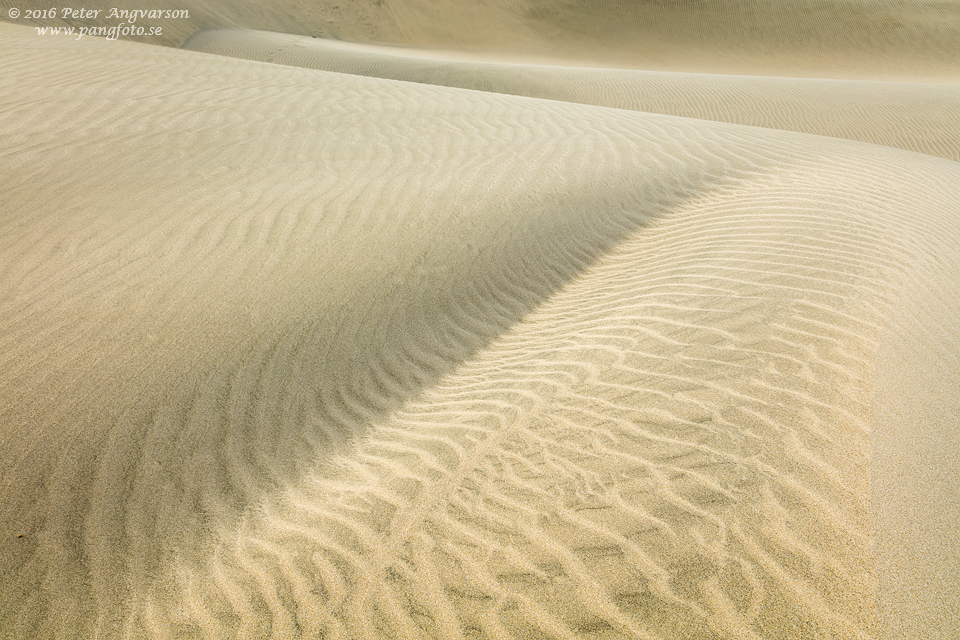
[1,22,959,640]
[181,29,960,163]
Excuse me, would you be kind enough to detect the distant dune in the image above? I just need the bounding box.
[2,0,960,78]
[182,29,960,163]
[1,2,958,640]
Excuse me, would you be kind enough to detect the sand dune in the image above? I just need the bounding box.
[1,2,959,640]
[2,0,960,79]
[183,29,960,162]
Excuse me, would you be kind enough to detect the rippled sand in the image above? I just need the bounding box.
[1,2,958,639]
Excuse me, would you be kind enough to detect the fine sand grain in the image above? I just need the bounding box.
[1,2,959,639]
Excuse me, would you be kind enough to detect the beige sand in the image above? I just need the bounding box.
[1,2,959,640]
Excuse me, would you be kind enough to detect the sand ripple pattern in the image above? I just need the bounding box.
[2,23,960,640]
[188,161,958,640]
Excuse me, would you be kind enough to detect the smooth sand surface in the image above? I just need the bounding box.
[1,2,959,640]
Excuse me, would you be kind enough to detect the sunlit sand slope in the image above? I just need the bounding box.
[184,29,960,162]
[1,22,959,640]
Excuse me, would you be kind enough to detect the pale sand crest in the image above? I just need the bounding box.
[1,11,959,640]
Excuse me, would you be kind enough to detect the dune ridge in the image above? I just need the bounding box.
[172,152,960,640]
[3,21,960,640]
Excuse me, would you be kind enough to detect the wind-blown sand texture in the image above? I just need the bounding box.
[1,2,959,640]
